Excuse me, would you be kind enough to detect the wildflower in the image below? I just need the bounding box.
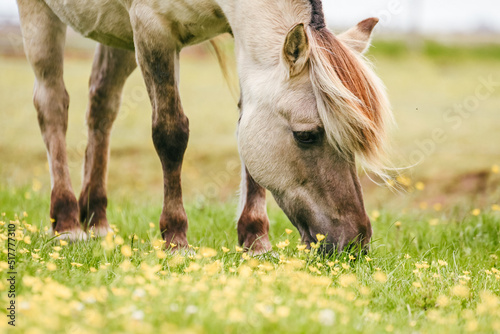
[492,204,500,211]
[415,182,425,190]
[419,202,428,210]
[492,165,499,174]
[184,263,201,273]
[341,263,350,270]
[297,244,307,251]
[169,243,177,249]
[200,247,217,258]
[59,240,68,246]
[451,285,470,298]
[121,245,132,257]
[309,266,321,274]
[316,234,326,242]
[156,251,167,259]
[404,254,411,259]
[438,260,448,266]
[285,229,293,235]
[149,222,155,228]
[71,262,83,267]
[318,309,335,326]
[23,236,31,244]
[90,267,97,273]
[433,203,442,211]
[394,221,402,227]
[374,271,387,283]
[365,256,372,262]
[436,295,449,307]
[235,246,243,252]
[429,219,439,226]
[412,282,422,288]
[276,306,290,318]
[221,247,230,253]
[310,242,320,249]
[49,252,60,260]
[339,274,356,287]
[276,240,290,249]
[242,253,250,260]
[471,209,481,216]
[370,210,380,221]
[31,253,40,260]
[114,235,124,245]
[46,262,57,271]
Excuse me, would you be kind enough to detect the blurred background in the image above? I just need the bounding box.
[0,0,499,212]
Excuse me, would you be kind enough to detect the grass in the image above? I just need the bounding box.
[1,187,500,333]
[1,34,500,332]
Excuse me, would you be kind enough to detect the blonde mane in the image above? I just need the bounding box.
[306,26,393,175]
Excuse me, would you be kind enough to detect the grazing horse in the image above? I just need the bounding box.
[17,0,392,253]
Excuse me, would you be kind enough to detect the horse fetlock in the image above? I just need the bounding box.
[78,188,108,229]
[237,213,272,254]
[50,188,82,237]
[160,211,189,249]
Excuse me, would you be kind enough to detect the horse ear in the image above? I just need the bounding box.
[283,23,310,77]
[338,18,379,54]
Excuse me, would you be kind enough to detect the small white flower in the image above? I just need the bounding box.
[131,310,144,321]
[318,309,336,326]
[185,305,198,315]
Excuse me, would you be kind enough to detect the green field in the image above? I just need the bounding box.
[1,34,500,333]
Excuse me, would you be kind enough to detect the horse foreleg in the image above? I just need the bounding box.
[131,8,189,249]
[79,44,136,236]
[237,166,272,254]
[17,0,84,240]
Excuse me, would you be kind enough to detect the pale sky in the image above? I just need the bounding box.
[1,0,500,33]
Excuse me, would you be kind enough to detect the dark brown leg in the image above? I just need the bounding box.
[238,167,272,254]
[131,9,189,248]
[18,0,85,240]
[79,44,137,236]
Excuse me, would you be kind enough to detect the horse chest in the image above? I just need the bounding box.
[42,0,229,50]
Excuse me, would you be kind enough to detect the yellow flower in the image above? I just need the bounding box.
[492,204,500,211]
[471,209,481,216]
[46,262,57,271]
[71,262,83,267]
[412,282,422,288]
[31,253,40,260]
[200,247,217,258]
[285,229,293,235]
[370,210,380,221]
[404,254,411,259]
[342,263,350,270]
[90,267,97,273]
[436,295,449,307]
[492,165,499,174]
[23,236,31,244]
[114,235,124,245]
[394,221,402,228]
[374,271,387,283]
[149,222,155,228]
[433,203,442,212]
[365,256,372,262]
[59,240,68,246]
[316,234,326,242]
[121,245,132,257]
[429,219,439,226]
[221,246,230,253]
[235,246,243,252]
[438,260,448,266]
[451,285,470,298]
[419,202,428,210]
[49,252,60,260]
[348,254,356,260]
[339,274,356,287]
[297,244,307,251]
[242,253,250,260]
[276,240,290,249]
[415,182,425,191]
[156,251,167,259]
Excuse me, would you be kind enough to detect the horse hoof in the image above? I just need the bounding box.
[53,228,88,242]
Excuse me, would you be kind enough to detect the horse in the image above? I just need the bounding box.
[16,0,392,253]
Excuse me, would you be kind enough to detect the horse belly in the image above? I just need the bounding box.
[43,0,135,50]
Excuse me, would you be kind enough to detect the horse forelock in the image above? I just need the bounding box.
[306,27,393,174]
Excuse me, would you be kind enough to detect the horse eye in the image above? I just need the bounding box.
[293,131,320,145]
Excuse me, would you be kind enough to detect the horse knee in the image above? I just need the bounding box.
[152,114,189,166]
[33,80,69,133]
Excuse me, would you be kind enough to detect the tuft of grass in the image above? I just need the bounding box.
[1,187,500,333]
